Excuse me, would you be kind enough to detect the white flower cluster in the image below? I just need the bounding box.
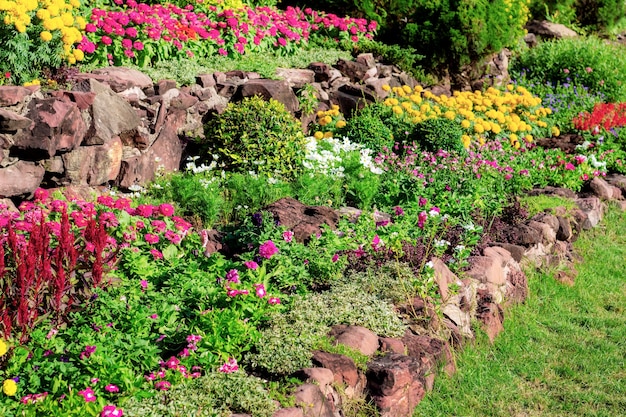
[185,155,219,174]
[588,154,607,170]
[303,136,383,176]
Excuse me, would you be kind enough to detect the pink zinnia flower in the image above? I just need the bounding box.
[565,162,576,170]
[78,387,97,402]
[158,203,175,216]
[101,35,112,45]
[144,233,159,244]
[150,249,163,260]
[332,253,339,263]
[259,240,278,259]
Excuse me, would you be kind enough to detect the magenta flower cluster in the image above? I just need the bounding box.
[80,1,377,65]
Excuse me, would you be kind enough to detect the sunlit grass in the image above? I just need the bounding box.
[414,204,626,417]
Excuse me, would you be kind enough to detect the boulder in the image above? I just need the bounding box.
[311,351,360,389]
[432,257,458,301]
[264,198,339,243]
[328,325,379,357]
[276,68,316,89]
[62,136,123,185]
[0,160,44,197]
[82,79,140,146]
[589,176,615,200]
[476,289,504,343]
[575,197,604,228]
[235,79,299,114]
[0,108,32,131]
[293,383,338,417]
[273,408,304,417]
[13,98,86,158]
[0,85,34,106]
[366,353,426,417]
[75,67,154,92]
[525,20,579,39]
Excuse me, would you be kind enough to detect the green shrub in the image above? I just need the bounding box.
[123,371,278,417]
[248,282,406,374]
[414,117,464,153]
[223,172,293,222]
[202,96,307,180]
[510,37,626,102]
[343,102,414,153]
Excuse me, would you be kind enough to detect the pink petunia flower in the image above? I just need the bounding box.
[101,405,124,417]
[104,384,119,393]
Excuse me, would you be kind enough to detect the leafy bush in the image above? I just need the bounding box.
[342,102,413,153]
[414,117,464,153]
[510,37,626,102]
[531,0,626,31]
[248,282,406,374]
[202,96,307,180]
[123,371,278,417]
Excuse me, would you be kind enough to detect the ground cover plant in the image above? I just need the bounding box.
[2,2,626,416]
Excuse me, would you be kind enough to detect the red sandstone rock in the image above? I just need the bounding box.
[328,325,379,357]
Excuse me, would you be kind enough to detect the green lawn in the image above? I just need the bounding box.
[414,205,626,417]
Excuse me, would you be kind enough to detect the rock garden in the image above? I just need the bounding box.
[1,0,626,416]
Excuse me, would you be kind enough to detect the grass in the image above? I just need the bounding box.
[414,204,626,417]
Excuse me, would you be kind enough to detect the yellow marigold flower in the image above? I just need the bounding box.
[413,85,423,93]
[551,126,560,137]
[331,104,339,111]
[392,105,403,115]
[410,94,422,104]
[444,110,455,120]
[402,85,412,93]
[40,30,53,41]
[514,141,521,149]
[323,115,332,124]
[313,131,324,140]
[461,119,471,129]
[335,120,346,129]
[42,18,56,30]
[15,22,26,33]
[61,12,73,26]
[37,8,50,20]
[75,15,86,29]
[0,339,7,356]
[390,98,399,106]
[70,0,80,7]
[48,4,60,16]
[73,48,84,61]
[491,124,501,134]
[382,84,391,92]
[3,379,17,396]
[525,134,533,142]
[323,131,333,138]
[479,136,486,146]
[474,124,484,134]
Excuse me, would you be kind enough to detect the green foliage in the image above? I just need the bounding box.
[248,282,406,374]
[202,96,307,180]
[223,173,293,222]
[510,37,626,102]
[343,102,413,153]
[414,117,464,153]
[123,371,278,417]
[383,0,530,73]
[519,194,578,216]
[342,261,419,305]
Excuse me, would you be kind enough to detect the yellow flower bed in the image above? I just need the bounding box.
[382,84,556,150]
[312,84,557,151]
[0,0,86,64]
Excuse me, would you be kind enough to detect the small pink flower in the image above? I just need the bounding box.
[586,67,593,73]
[105,384,119,393]
[144,233,159,244]
[101,405,124,417]
[581,173,590,181]
[259,240,278,259]
[226,269,240,283]
[101,35,112,45]
[254,283,266,298]
[563,68,570,74]
[158,203,175,216]
[332,253,339,263]
[565,162,576,171]
[78,387,97,402]
[218,357,239,373]
[268,297,281,305]
[90,378,99,385]
[244,260,258,270]
[283,230,294,243]
[165,356,180,369]
[154,381,171,391]
[149,314,158,320]
[394,206,404,216]
[150,249,163,260]
[140,280,148,291]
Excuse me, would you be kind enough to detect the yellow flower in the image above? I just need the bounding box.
[313,131,324,140]
[40,30,53,42]
[15,22,26,33]
[525,134,533,142]
[3,379,17,396]
[402,85,412,93]
[331,104,339,111]
[0,339,7,356]
[382,84,391,92]
[392,105,403,115]
[323,115,332,124]
[61,12,74,26]
[70,0,81,7]
[335,120,346,129]
[474,124,484,134]
[551,126,560,137]
[461,119,471,129]
[73,48,84,61]
[444,110,455,120]
[323,131,333,138]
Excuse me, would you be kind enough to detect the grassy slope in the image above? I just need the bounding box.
[414,205,626,417]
